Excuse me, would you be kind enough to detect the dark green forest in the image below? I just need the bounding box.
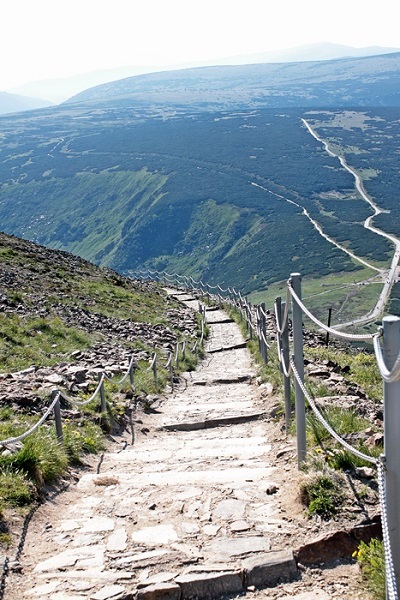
[0,101,397,299]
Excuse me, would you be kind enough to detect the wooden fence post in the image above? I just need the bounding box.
[51,390,63,442]
[98,373,107,413]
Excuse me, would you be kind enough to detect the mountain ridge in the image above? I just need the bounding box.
[65,51,400,108]
[7,42,400,104]
[0,90,53,116]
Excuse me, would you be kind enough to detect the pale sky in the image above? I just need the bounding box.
[2,0,400,90]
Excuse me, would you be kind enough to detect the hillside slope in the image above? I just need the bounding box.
[66,52,400,108]
[0,231,196,375]
[0,91,53,115]
[0,104,395,300]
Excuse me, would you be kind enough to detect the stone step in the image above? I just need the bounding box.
[78,465,276,488]
[106,439,271,463]
[161,411,266,431]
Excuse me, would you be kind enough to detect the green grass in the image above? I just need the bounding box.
[299,469,345,519]
[0,469,36,508]
[0,417,105,506]
[307,406,370,447]
[74,278,169,323]
[0,314,93,372]
[328,442,381,471]
[355,538,385,600]
[249,266,384,328]
[305,346,382,401]
[7,431,69,485]
[63,421,106,463]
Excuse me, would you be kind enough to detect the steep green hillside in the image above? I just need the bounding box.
[0,231,189,372]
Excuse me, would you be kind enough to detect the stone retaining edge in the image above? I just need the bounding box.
[135,549,297,599]
[131,519,382,599]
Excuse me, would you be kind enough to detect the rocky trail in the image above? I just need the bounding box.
[2,291,373,600]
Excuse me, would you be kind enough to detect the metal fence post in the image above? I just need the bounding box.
[246,302,253,339]
[383,315,400,591]
[169,354,174,391]
[281,300,291,431]
[52,390,63,442]
[325,307,332,346]
[276,297,292,431]
[256,306,261,354]
[98,373,107,413]
[260,302,268,364]
[291,273,306,466]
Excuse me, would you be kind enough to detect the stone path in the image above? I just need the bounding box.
[4,292,364,600]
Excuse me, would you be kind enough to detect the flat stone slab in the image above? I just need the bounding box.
[34,545,106,573]
[162,411,265,431]
[204,536,271,558]
[136,582,181,600]
[131,524,179,545]
[280,593,331,600]
[244,550,298,588]
[90,585,127,600]
[176,571,244,599]
[79,466,276,488]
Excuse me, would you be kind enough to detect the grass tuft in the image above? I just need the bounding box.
[355,538,385,600]
[299,468,345,519]
[11,431,69,485]
[0,469,36,507]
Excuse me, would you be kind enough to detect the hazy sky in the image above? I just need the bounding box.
[2,0,400,90]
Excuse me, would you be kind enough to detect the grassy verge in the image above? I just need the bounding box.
[305,345,382,402]
[0,314,94,372]
[248,266,383,327]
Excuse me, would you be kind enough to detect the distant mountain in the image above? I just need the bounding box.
[220,42,400,65]
[7,42,400,104]
[65,51,400,109]
[0,91,53,115]
[8,66,163,105]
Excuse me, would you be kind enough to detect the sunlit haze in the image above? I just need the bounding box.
[2,0,400,91]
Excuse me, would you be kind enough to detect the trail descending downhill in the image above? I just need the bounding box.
[4,291,364,600]
[302,119,400,328]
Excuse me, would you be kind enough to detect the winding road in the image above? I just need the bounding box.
[302,119,400,328]
[255,119,400,329]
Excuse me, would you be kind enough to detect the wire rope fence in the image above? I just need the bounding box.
[0,309,207,448]
[135,267,399,599]
[3,265,398,598]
